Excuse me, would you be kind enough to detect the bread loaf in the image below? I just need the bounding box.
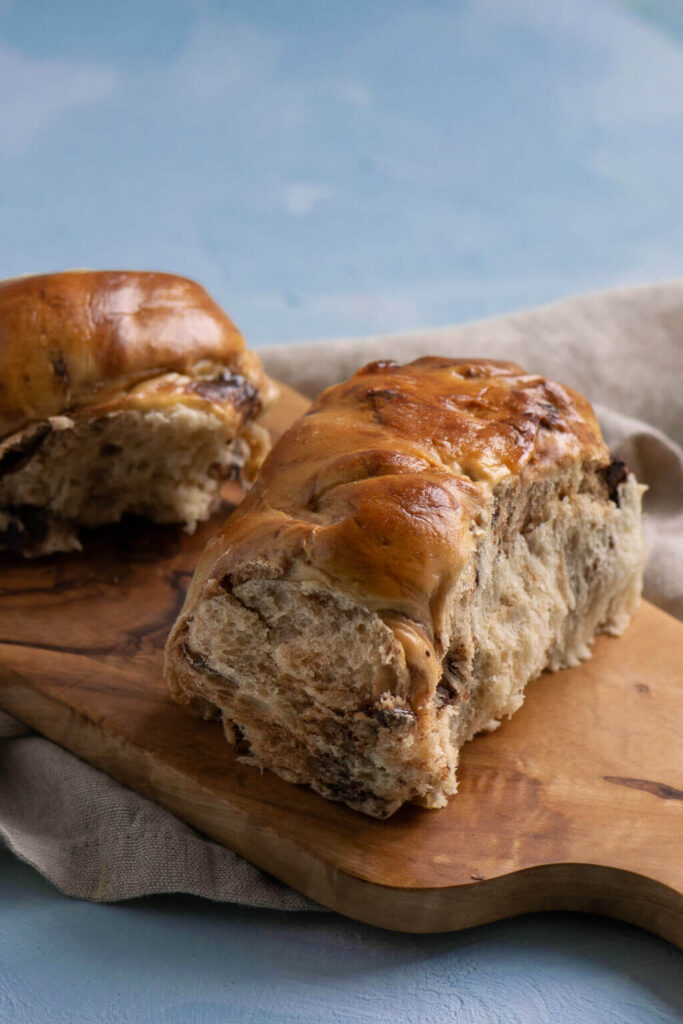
[0,271,275,555]
[165,357,645,817]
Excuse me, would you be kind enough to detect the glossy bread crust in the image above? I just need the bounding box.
[0,270,267,437]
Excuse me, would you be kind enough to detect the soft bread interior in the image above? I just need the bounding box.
[170,467,645,817]
[442,470,644,752]
[0,407,268,556]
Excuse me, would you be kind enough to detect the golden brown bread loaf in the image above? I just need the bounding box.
[0,271,274,555]
[165,357,645,817]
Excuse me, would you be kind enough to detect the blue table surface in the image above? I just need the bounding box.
[2,846,682,1024]
[2,1,683,1021]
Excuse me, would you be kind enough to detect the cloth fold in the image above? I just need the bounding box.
[1,281,681,907]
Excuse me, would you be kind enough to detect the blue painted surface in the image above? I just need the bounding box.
[2,0,683,345]
[2,1,683,1020]
[2,847,682,1024]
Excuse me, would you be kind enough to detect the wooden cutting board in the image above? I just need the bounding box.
[1,380,682,947]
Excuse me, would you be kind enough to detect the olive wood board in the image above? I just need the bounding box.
[0,380,682,947]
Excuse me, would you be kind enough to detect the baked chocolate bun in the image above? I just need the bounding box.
[0,270,275,555]
[165,357,645,817]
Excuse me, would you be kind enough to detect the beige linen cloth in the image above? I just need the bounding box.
[1,282,681,909]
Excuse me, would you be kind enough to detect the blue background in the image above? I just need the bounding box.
[2,0,683,345]
[2,1,683,1020]
[2,846,682,1023]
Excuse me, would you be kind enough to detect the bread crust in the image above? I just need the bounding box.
[0,270,268,438]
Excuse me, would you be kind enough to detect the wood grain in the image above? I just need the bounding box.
[0,380,681,946]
